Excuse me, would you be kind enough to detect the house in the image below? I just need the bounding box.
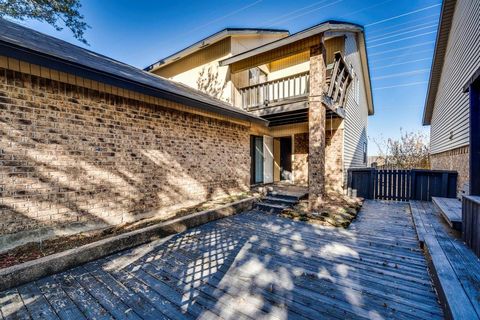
[0,18,372,250]
[423,0,480,255]
[423,0,480,195]
[146,21,374,209]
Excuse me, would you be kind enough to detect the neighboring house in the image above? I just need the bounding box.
[423,0,480,195]
[0,18,372,249]
[423,0,480,255]
[146,21,374,201]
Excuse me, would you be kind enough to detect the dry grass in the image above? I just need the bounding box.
[281,193,364,228]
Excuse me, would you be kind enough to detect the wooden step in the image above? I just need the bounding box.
[262,196,298,205]
[255,203,288,214]
[423,235,480,319]
[432,197,462,231]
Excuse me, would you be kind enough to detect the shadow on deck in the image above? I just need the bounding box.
[0,200,443,319]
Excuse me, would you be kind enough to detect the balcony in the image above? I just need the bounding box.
[239,72,309,111]
[238,52,352,122]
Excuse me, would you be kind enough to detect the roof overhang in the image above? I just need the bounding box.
[145,28,289,72]
[422,0,457,125]
[219,21,374,116]
[0,40,268,126]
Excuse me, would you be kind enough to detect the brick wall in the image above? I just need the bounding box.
[0,68,250,237]
[430,146,469,194]
[293,133,308,185]
[325,128,344,193]
[292,128,344,192]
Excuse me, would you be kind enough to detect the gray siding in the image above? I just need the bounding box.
[430,0,480,154]
[343,33,369,177]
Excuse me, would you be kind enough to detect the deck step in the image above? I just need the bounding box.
[267,192,300,202]
[423,235,480,319]
[255,203,289,214]
[432,197,462,231]
[262,196,298,205]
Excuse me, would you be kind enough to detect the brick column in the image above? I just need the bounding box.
[308,43,327,211]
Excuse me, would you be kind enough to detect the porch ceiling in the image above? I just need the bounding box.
[261,107,341,127]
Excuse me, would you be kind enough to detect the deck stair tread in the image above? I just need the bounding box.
[432,197,462,230]
[410,201,480,319]
[262,196,298,204]
[255,187,304,213]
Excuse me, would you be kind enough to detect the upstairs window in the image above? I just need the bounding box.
[363,142,367,164]
[350,64,360,105]
[248,67,267,86]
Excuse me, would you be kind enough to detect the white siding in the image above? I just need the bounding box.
[430,0,480,154]
[343,33,369,177]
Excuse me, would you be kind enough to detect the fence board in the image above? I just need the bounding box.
[348,169,457,202]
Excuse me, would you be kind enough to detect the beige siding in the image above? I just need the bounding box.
[230,34,287,55]
[430,0,480,154]
[343,33,369,176]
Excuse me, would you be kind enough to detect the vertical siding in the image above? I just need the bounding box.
[343,33,369,178]
[430,0,480,154]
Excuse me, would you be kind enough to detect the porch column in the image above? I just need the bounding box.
[308,43,327,211]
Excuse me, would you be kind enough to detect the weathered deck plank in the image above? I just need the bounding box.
[432,197,462,230]
[410,201,480,319]
[0,200,443,319]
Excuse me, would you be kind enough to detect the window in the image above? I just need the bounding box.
[350,65,360,105]
[248,67,267,86]
[363,142,367,164]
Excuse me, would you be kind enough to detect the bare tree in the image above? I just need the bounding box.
[373,129,430,169]
[197,66,228,102]
[0,0,89,44]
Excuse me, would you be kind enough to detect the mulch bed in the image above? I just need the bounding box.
[280,193,364,228]
[0,193,252,270]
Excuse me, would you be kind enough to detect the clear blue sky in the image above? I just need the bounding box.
[15,0,441,155]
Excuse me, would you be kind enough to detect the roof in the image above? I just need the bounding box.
[0,18,267,125]
[219,20,375,115]
[144,28,289,72]
[423,0,457,125]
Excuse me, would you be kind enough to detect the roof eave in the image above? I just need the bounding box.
[422,0,457,126]
[219,22,363,67]
[0,40,268,126]
[145,28,289,73]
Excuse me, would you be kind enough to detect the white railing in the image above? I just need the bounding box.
[239,72,310,110]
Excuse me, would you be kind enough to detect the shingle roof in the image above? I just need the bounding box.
[0,18,267,124]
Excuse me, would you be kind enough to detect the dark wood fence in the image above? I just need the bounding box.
[347,168,457,201]
[462,196,480,257]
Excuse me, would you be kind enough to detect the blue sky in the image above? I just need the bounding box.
[15,0,441,155]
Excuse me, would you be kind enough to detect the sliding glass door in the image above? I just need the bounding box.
[250,136,264,184]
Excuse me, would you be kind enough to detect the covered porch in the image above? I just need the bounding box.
[223,27,355,208]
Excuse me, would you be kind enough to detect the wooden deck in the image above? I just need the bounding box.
[0,200,443,320]
[432,197,462,230]
[410,201,480,319]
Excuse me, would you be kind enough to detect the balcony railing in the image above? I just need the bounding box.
[238,52,352,113]
[239,72,310,111]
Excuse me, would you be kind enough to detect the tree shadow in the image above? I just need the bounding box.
[0,69,248,251]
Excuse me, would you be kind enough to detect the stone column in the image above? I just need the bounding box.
[308,43,327,212]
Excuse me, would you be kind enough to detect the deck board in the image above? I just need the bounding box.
[410,201,480,319]
[432,197,462,230]
[0,200,443,319]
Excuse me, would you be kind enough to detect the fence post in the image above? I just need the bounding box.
[410,170,416,201]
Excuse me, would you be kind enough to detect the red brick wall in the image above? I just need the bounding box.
[0,68,250,237]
